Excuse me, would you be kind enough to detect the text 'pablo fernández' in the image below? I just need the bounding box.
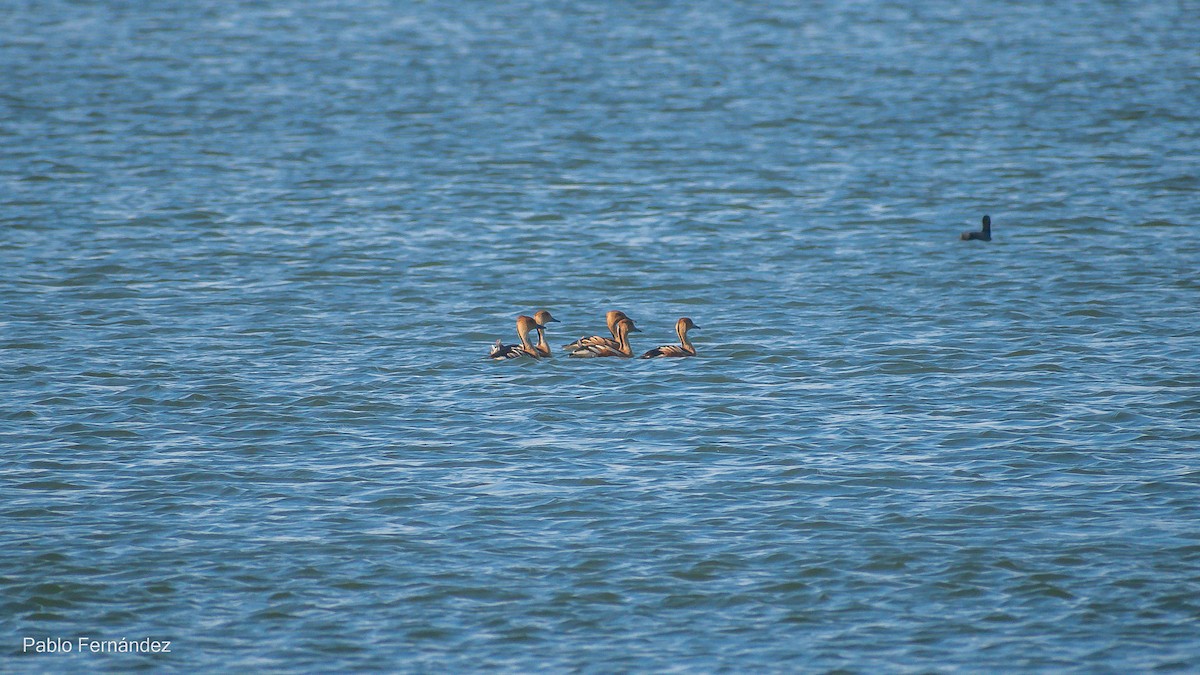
[23,637,172,654]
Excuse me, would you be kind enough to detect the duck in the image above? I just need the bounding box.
[488,315,542,360]
[562,310,633,351]
[961,215,992,241]
[641,318,700,358]
[569,317,639,357]
[531,309,559,357]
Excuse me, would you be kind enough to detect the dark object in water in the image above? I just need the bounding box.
[961,215,992,241]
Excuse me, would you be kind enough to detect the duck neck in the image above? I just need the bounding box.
[678,326,693,352]
[518,329,535,353]
[535,329,549,354]
[616,327,632,356]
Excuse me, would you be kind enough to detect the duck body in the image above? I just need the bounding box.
[569,318,638,358]
[562,310,629,351]
[570,343,629,358]
[489,340,537,360]
[641,318,699,358]
[961,215,992,241]
[641,344,696,358]
[489,315,543,360]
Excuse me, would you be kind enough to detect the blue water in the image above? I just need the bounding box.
[4,0,1199,671]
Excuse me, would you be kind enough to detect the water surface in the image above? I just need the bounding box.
[3,0,1199,671]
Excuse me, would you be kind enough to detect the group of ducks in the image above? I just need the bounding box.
[489,310,699,360]
[489,216,992,361]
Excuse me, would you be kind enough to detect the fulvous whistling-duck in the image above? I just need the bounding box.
[562,310,633,351]
[532,309,559,357]
[569,317,639,358]
[641,317,699,358]
[961,215,992,241]
[489,315,542,360]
